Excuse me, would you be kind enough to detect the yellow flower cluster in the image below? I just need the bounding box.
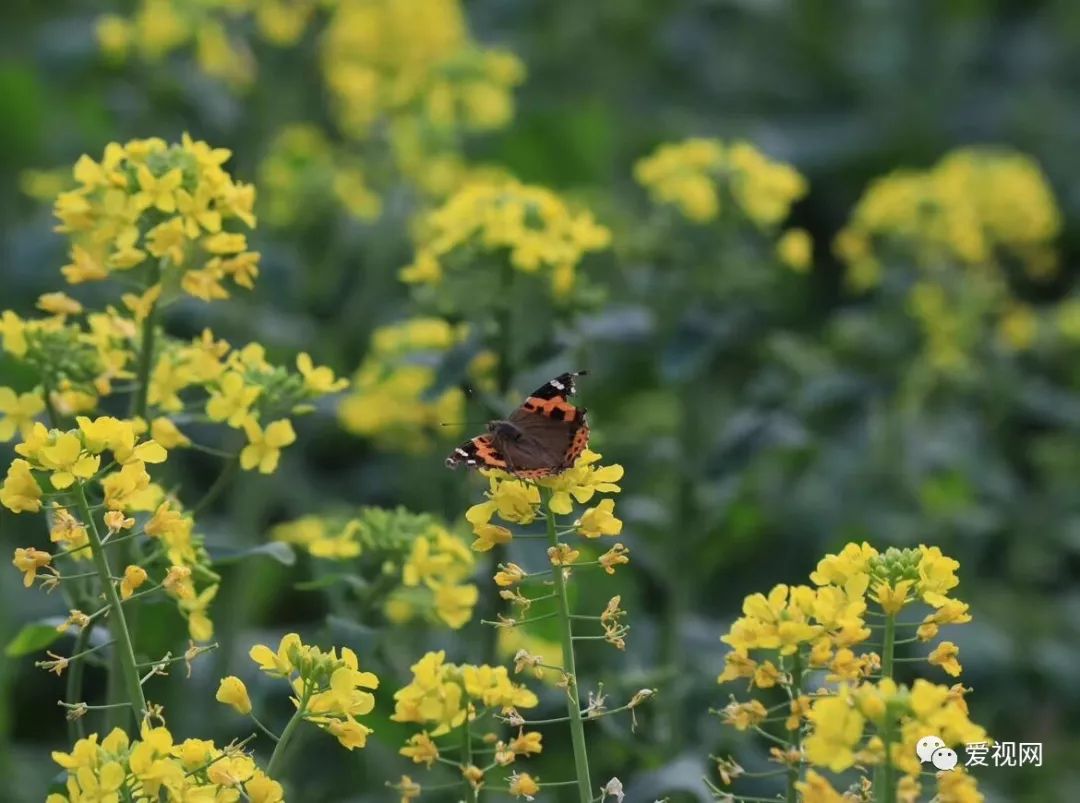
[270,507,479,629]
[271,514,364,560]
[149,332,346,473]
[465,449,625,547]
[55,136,258,305]
[1,306,136,412]
[47,719,283,803]
[394,524,477,629]
[801,678,986,798]
[393,650,542,793]
[321,0,524,141]
[634,138,808,230]
[258,124,381,228]
[837,147,1061,290]
[715,542,984,801]
[337,317,480,450]
[2,415,224,640]
[399,180,612,297]
[96,0,324,88]
[244,633,380,750]
[3,417,164,509]
[834,147,1061,373]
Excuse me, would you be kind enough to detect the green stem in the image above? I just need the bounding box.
[462,716,478,803]
[267,692,309,777]
[541,488,593,803]
[64,621,93,741]
[785,652,803,803]
[190,456,239,516]
[106,263,159,725]
[875,613,897,802]
[76,482,146,727]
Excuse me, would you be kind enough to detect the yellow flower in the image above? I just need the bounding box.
[576,498,622,537]
[400,732,440,767]
[121,284,162,323]
[216,676,253,714]
[494,563,526,587]
[717,651,757,684]
[508,771,539,799]
[13,547,52,587]
[134,164,183,213]
[120,565,148,600]
[36,431,100,489]
[509,729,542,756]
[753,660,782,689]
[721,699,768,731]
[936,768,983,803]
[541,450,623,514]
[804,687,865,772]
[471,522,512,552]
[598,543,630,575]
[245,770,284,803]
[240,418,296,474]
[547,543,579,566]
[179,583,218,641]
[776,228,813,272]
[397,775,422,803]
[466,476,540,526]
[324,716,373,750]
[928,641,962,677]
[1,310,28,356]
[163,565,194,599]
[917,545,961,605]
[249,633,303,677]
[873,579,913,615]
[0,389,43,443]
[795,770,846,803]
[918,599,972,641]
[37,291,84,317]
[810,542,877,586]
[101,462,152,510]
[207,372,261,427]
[150,417,190,449]
[1,458,43,513]
[297,352,348,393]
[433,583,479,629]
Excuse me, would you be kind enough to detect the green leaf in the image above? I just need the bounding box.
[294,573,369,592]
[207,541,296,567]
[5,621,62,657]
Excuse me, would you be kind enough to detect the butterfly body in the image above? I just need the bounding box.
[446,371,590,479]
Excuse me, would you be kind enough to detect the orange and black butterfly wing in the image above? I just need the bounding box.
[445,372,591,478]
[504,371,590,477]
[445,435,508,471]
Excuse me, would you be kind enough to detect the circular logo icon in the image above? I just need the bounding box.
[930,747,958,771]
[916,735,946,763]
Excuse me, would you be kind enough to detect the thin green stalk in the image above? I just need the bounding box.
[462,717,478,803]
[541,488,593,803]
[190,456,239,516]
[785,652,803,803]
[267,687,310,777]
[105,262,160,724]
[875,613,897,801]
[76,481,146,727]
[64,621,93,741]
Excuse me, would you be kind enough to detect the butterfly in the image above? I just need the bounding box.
[445,371,590,479]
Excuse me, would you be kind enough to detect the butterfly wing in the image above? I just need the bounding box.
[444,371,590,478]
[502,371,590,477]
[445,435,508,471]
